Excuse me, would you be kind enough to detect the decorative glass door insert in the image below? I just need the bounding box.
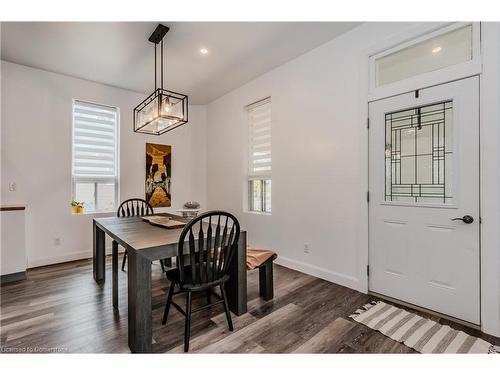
[385,101,453,204]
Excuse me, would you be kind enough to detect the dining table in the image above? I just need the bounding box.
[92,213,247,353]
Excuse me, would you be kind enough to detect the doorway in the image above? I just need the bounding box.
[368,77,480,324]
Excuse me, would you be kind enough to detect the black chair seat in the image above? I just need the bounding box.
[166,266,229,291]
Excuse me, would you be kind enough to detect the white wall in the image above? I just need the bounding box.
[0,61,207,267]
[206,22,500,336]
[207,23,413,291]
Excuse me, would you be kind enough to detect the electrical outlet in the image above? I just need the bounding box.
[54,238,61,246]
[304,243,310,254]
[8,182,16,191]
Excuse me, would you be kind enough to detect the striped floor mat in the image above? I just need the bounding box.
[350,301,500,354]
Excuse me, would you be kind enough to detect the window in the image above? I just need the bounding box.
[246,97,271,213]
[385,101,453,204]
[248,179,271,212]
[72,100,119,213]
[373,23,475,87]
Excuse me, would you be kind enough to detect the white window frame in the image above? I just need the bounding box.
[368,22,481,101]
[71,99,120,214]
[245,97,272,214]
[247,179,271,213]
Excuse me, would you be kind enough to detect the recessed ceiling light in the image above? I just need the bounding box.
[432,46,442,54]
[200,48,209,55]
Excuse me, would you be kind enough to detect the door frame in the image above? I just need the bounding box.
[360,22,500,336]
[367,76,482,327]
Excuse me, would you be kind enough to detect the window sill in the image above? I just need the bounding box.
[71,210,116,216]
[245,210,272,216]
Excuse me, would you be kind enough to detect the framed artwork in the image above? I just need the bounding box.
[145,143,172,207]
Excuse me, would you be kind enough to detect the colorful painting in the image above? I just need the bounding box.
[145,143,172,207]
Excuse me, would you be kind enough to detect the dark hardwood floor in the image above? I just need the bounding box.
[1,257,497,353]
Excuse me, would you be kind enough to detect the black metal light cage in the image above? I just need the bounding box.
[133,88,189,135]
[134,24,189,135]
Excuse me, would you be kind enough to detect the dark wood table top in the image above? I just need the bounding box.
[94,213,246,259]
[94,213,190,252]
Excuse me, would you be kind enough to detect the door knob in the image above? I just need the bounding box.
[451,215,474,224]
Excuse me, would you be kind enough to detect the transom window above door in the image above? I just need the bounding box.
[375,25,473,87]
[369,22,480,97]
[385,101,453,204]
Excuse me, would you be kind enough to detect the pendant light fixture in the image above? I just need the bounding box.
[134,24,188,135]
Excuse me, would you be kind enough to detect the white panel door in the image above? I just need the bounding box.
[368,77,480,324]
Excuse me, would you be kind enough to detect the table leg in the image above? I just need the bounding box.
[227,231,247,315]
[127,247,152,353]
[93,221,106,283]
[112,240,118,308]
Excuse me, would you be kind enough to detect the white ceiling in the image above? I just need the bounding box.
[1,22,360,104]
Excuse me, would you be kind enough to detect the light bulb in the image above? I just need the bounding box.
[161,97,172,116]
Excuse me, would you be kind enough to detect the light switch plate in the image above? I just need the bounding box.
[9,182,16,191]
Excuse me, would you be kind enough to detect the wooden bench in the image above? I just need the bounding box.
[247,247,277,301]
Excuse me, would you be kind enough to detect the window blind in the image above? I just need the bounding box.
[247,98,271,178]
[72,100,118,178]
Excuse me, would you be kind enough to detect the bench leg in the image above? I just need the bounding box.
[259,261,274,301]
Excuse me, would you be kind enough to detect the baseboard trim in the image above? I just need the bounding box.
[274,256,360,291]
[29,251,360,292]
[1,271,27,284]
[27,247,124,269]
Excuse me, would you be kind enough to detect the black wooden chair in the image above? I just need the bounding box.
[116,198,155,271]
[161,211,240,352]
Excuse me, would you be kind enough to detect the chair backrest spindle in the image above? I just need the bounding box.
[117,198,153,218]
[177,211,240,287]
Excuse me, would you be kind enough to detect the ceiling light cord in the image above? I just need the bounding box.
[154,43,157,92]
[161,39,164,90]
